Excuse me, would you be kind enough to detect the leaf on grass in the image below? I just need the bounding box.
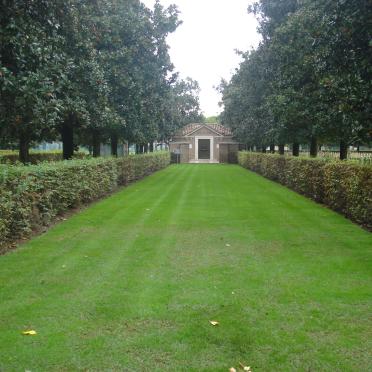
[209,320,219,326]
[239,362,252,371]
[22,330,37,335]
[229,368,237,372]
[225,243,231,247]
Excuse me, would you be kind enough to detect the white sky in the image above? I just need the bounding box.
[142,0,261,117]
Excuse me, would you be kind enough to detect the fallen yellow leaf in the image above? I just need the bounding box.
[239,362,252,371]
[22,330,37,336]
[229,368,237,372]
[209,320,219,326]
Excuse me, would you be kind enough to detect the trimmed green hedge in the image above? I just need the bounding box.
[0,151,86,164]
[0,152,170,251]
[238,152,372,230]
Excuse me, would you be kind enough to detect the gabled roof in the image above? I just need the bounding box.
[180,123,232,136]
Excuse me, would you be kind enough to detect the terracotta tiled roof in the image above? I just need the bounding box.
[181,123,232,136]
[181,123,202,135]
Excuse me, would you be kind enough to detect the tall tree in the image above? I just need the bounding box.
[0,0,67,162]
[0,0,202,160]
[220,0,371,159]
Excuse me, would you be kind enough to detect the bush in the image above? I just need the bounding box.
[238,152,372,230]
[0,152,170,251]
[0,151,86,164]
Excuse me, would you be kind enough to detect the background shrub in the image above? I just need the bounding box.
[238,152,372,230]
[0,151,86,164]
[0,152,170,252]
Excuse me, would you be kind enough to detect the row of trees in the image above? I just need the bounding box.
[220,0,371,159]
[0,0,202,162]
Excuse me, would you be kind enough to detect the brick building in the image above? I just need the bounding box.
[169,123,240,163]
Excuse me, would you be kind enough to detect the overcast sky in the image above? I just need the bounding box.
[141,0,261,117]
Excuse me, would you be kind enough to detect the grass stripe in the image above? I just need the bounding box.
[0,164,371,371]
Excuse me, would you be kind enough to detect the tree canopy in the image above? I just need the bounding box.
[220,0,372,159]
[0,0,202,161]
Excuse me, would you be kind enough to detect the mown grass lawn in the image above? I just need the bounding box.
[0,164,371,371]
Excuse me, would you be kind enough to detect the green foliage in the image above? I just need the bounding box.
[221,0,372,152]
[0,151,86,164]
[0,0,67,155]
[0,1,201,160]
[204,116,220,124]
[160,77,203,141]
[0,152,170,249]
[323,162,372,229]
[238,152,372,229]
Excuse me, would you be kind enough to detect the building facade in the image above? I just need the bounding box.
[169,123,239,163]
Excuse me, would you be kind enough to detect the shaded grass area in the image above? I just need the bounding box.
[0,164,371,371]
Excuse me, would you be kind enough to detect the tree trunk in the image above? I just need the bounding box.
[135,144,139,154]
[292,143,300,156]
[278,144,285,155]
[262,146,267,153]
[19,134,30,164]
[92,133,101,157]
[270,144,275,153]
[149,142,154,152]
[111,135,118,157]
[144,143,149,153]
[340,140,348,160]
[310,136,318,157]
[61,115,74,160]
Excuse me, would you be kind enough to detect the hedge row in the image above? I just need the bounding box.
[0,152,170,252]
[238,152,372,230]
[0,151,86,164]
